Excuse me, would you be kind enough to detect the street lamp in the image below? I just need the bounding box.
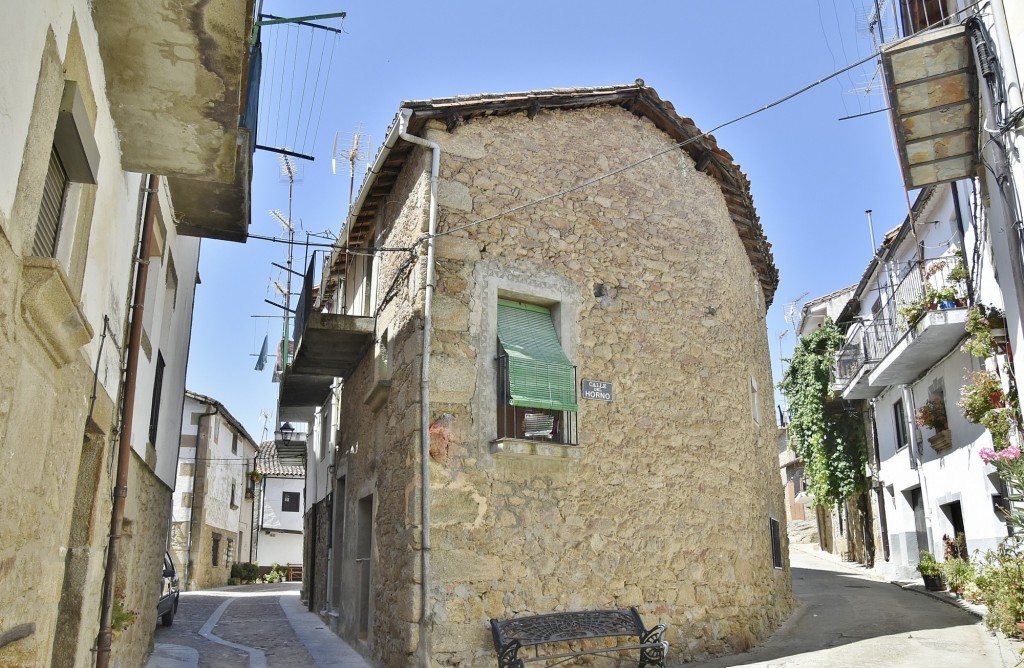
[275,422,295,445]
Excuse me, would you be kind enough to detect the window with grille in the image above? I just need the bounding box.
[496,299,577,444]
[899,0,952,36]
[33,146,69,257]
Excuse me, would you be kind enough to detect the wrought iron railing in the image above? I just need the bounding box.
[833,256,965,391]
[496,353,578,445]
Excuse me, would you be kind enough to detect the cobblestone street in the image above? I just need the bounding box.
[146,583,367,668]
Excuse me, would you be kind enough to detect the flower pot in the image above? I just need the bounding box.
[928,430,953,453]
[922,574,946,591]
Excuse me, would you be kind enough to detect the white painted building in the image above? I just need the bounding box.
[803,183,1013,578]
[254,441,306,570]
[172,391,260,590]
[0,0,254,665]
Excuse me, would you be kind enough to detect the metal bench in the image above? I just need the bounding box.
[490,607,668,668]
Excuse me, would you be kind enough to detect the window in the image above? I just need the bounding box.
[231,433,238,455]
[282,491,300,512]
[33,147,70,257]
[769,517,783,569]
[900,0,952,36]
[230,481,238,509]
[893,398,909,450]
[496,299,577,444]
[149,353,165,445]
[31,81,98,261]
[212,532,221,567]
[179,462,194,477]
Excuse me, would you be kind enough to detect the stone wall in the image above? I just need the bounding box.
[328,104,793,666]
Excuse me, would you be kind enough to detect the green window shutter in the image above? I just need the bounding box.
[497,299,578,412]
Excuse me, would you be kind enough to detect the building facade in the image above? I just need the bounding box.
[172,392,259,590]
[253,441,306,570]
[0,2,255,666]
[790,0,1024,580]
[277,83,791,665]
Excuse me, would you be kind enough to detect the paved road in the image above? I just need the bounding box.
[695,545,1019,667]
[146,583,368,668]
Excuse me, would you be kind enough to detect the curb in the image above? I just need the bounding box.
[890,580,985,619]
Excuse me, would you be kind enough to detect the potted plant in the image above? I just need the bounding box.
[917,551,946,591]
[941,557,975,597]
[918,397,951,452]
[932,285,958,310]
[948,258,968,285]
[916,397,948,432]
[958,370,1005,424]
[981,407,1018,450]
[963,305,1006,358]
[898,297,929,329]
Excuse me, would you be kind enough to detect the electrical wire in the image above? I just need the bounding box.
[426,0,986,243]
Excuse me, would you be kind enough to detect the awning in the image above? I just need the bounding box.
[497,299,578,412]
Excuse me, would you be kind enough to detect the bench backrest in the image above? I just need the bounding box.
[490,608,646,650]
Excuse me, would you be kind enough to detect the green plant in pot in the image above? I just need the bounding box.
[963,305,1006,358]
[917,551,946,591]
[931,285,958,309]
[915,397,948,432]
[981,408,1018,450]
[959,370,1005,423]
[898,297,929,329]
[940,557,975,597]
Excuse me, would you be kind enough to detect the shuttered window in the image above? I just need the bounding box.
[33,146,69,257]
[497,299,577,412]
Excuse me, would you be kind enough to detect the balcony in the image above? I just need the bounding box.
[880,24,978,189]
[92,0,257,241]
[869,306,968,385]
[871,257,969,386]
[834,255,968,391]
[278,257,374,411]
[833,322,882,400]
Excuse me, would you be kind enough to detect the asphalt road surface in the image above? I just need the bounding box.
[695,545,1018,667]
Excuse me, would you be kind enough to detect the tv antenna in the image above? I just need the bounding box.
[785,292,809,334]
[332,125,373,207]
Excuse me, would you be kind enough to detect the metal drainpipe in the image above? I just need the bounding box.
[901,384,933,547]
[96,174,159,668]
[249,457,257,562]
[398,108,439,668]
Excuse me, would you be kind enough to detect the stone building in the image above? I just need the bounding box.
[172,392,260,590]
[0,1,254,666]
[278,83,791,665]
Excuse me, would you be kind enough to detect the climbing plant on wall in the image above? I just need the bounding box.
[779,319,868,507]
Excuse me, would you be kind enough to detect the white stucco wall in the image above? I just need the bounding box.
[260,476,305,532]
[255,532,303,567]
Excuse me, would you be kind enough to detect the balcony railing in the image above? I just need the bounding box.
[834,256,966,394]
[278,250,373,413]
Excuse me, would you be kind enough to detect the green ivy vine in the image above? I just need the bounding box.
[779,319,868,507]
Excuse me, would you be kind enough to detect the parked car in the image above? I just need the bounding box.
[158,552,179,626]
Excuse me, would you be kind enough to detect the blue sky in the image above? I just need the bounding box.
[186,1,911,440]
